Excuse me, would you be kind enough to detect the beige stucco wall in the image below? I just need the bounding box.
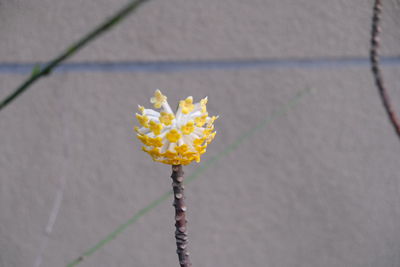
[1,1,400,266]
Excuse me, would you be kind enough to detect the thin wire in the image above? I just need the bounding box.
[65,87,312,267]
[0,0,151,111]
[370,0,400,140]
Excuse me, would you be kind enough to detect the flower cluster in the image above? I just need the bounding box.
[135,89,218,165]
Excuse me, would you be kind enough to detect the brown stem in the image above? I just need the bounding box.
[171,165,192,267]
[370,0,400,140]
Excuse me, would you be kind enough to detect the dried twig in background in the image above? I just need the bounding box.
[370,0,400,139]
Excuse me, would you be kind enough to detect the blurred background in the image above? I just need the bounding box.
[1,0,400,266]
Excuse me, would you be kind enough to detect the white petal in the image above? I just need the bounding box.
[160,140,170,153]
[182,135,195,150]
[188,111,202,119]
[175,105,183,122]
[155,130,167,139]
[193,127,204,136]
[148,117,160,123]
[168,142,176,152]
[137,127,150,134]
[162,101,174,114]
[178,139,184,146]
[191,103,202,113]
[190,132,201,139]
[147,132,155,138]
[143,109,160,117]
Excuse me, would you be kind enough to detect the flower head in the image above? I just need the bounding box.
[135,90,218,165]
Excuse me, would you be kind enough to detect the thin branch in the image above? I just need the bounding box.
[370,0,400,139]
[0,0,150,111]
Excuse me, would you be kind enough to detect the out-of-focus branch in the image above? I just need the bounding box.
[370,0,400,139]
[0,0,150,111]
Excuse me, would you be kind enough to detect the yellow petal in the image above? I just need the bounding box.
[137,134,150,146]
[163,150,178,159]
[149,120,163,136]
[179,96,194,114]
[150,89,167,109]
[175,144,189,155]
[136,113,149,128]
[206,115,219,127]
[181,121,195,135]
[194,114,208,127]
[193,138,205,146]
[200,97,208,113]
[166,129,181,143]
[148,137,163,147]
[206,131,216,144]
[138,105,145,113]
[159,112,175,126]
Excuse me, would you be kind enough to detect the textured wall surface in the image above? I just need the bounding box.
[1,1,400,267]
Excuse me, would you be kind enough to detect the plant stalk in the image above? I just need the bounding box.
[171,165,192,267]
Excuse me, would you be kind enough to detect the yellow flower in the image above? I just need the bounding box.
[147,137,163,147]
[163,150,178,159]
[179,158,193,165]
[195,146,207,158]
[169,159,182,165]
[134,89,218,165]
[194,113,208,127]
[159,112,174,126]
[166,129,182,143]
[207,116,219,127]
[136,114,149,128]
[149,120,163,136]
[150,89,167,108]
[193,155,201,163]
[181,121,195,135]
[175,144,189,155]
[200,97,208,113]
[183,150,197,158]
[138,105,145,113]
[137,134,149,145]
[143,147,161,157]
[203,128,213,137]
[179,96,194,114]
[206,131,216,144]
[193,138,205,147]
